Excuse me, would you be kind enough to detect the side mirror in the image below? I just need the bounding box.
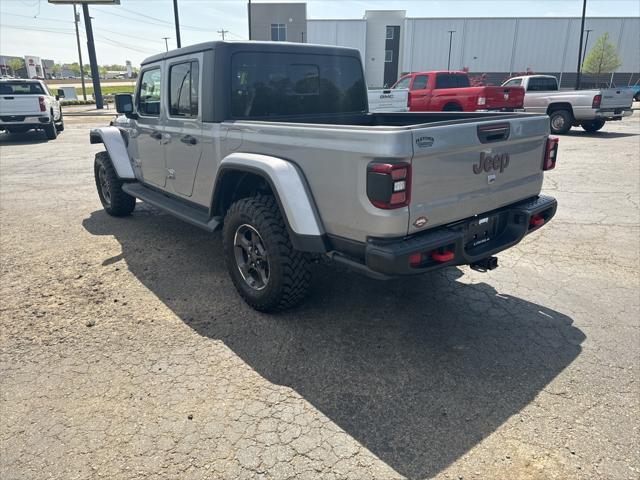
[115,93,137,118]
[57,89,65,98]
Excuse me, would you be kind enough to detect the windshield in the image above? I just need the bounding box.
[231,51,367,118]
[0,82,45,95]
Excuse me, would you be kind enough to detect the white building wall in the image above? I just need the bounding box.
[309,13,639,86]
[460,18,517,72]
[401,18,466,72]
[307,20,367,61]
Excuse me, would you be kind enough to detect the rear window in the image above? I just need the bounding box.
[231,51,367,118]
[0,82,45,95]
[527,77,558,91]
[435,74,470,89]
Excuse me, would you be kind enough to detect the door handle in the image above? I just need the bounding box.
[150,131,163,140]
[180,135,197,145]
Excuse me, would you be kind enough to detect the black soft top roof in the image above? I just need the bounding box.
[141,41,362,66]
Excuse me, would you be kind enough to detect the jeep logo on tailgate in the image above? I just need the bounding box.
[473,152,510,174]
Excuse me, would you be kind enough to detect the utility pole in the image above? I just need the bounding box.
[173,0,181,48]
[217,28,229,41]
[162,37,170,52]
[447,30,456,71]
[581,29,594,68]
[248,0,252,40]
[82,4,103,109]
[575,0,587,90]
[301,31,305,43]
[73,4,87,100]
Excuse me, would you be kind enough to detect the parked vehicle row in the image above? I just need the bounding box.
[370,71,635,135]
[90,41,558,312]
[0,79,64,139]
[502,75,634,134]
[392,71,525,113]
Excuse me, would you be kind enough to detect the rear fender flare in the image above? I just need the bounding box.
[89,126,135,179]
[215,153,328,252]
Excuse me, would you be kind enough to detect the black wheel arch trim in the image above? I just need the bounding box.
[212,164,330,253]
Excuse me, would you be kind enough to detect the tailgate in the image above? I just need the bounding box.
[408,115,549,235]
[0,95,41,116]
[483,86,525,109]
[599,88,634,110]
[368,88,409,112]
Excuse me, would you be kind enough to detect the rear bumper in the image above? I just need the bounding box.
[335,195,557,278]
[0,115,51,128]
[593,108,633,120]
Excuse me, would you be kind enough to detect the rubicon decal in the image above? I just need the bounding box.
[473,152,510,174]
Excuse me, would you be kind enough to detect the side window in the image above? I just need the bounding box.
[504,79,522,87]
[527,77,556,92]
[393,76,411,89]
[456,75,470,87]
[435,74,457,89]
[412,75,428,90]
[137,68,162,116]
[169,60,199,117]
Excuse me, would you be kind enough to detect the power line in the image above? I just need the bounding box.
[217,28,229,41]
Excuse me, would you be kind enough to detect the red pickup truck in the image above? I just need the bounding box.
[392,71,525,112]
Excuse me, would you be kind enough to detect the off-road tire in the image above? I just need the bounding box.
[44,120,57,140]
[223,195,311,312]
[580,119,605,132]
[549,109,573,134]
[94,151,136,217]
[55,111,64,132]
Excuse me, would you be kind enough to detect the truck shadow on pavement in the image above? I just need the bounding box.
[0,130,51,145]
[83,208,585,480]
[564,130,637,138]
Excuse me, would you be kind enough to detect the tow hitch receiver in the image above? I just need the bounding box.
[470,256,499,272]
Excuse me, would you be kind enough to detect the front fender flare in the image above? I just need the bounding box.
[89,127,135,179]
[217,153,328,253]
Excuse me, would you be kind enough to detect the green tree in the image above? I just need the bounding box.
[52,63,62,76]
[7,58,24,77]
[582,32,622,79]
[68,62,81,75]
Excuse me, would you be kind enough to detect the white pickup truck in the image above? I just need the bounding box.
[502,75,634,134]
[367,87,409,112]
[0,79,64,140]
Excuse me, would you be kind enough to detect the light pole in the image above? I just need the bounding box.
[82,3,103,109]
[173,0,181,48]
[73,4,87,100]
[248,0,252,40]
[581,29,594,67]
[447,30,456,71]
[162,37,170,52]
[575,0,587,90]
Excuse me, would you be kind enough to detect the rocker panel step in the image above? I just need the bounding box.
[123,182,221,232]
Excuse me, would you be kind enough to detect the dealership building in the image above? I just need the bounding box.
[249,4,640,88]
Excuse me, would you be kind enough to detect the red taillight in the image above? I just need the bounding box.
[530,214,545,229]
[592,94,602,109]
[367,162,411,209]
[409,252,422,267]
[543,136,559,171]
[38,96,46,112]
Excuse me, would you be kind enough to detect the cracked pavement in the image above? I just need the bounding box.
[1,113,638,479]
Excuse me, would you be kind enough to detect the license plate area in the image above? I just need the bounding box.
[464,212,508,250]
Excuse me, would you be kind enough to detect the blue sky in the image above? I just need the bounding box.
[1,0,639,65]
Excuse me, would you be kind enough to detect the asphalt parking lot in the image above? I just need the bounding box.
[1,113,638,480]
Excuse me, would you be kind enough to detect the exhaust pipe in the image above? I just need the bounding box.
[470,256,498,272]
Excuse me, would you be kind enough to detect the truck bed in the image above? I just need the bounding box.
[221,111,549,242]
[228,110,536,128]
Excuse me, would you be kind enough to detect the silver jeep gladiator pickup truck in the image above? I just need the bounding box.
[90,41,558,312]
